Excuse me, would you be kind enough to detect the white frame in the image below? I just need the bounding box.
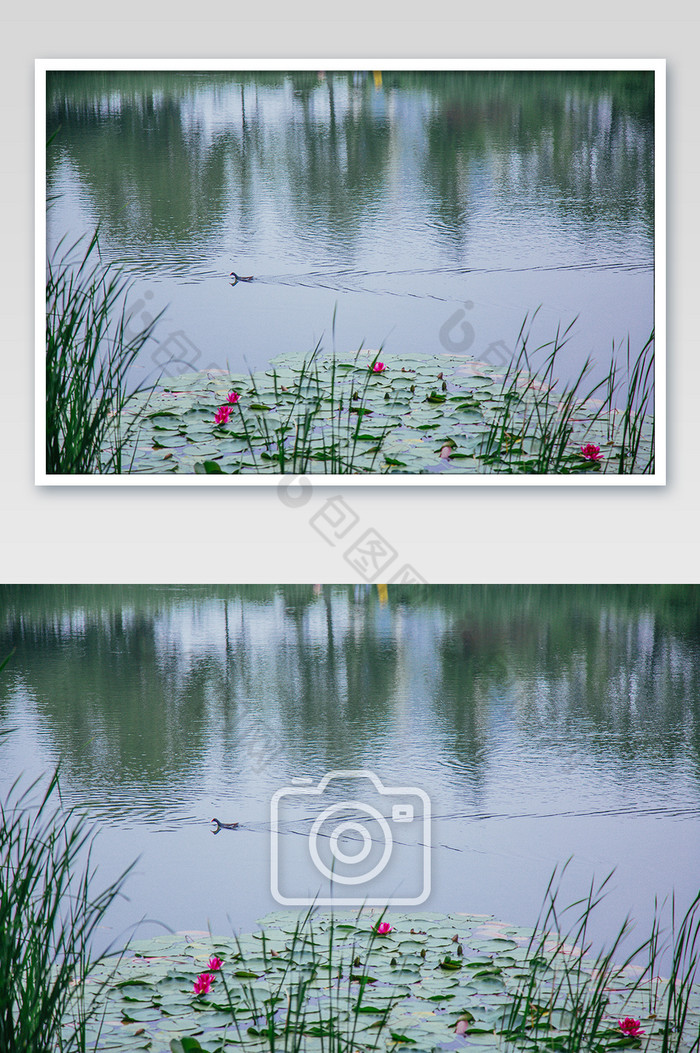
[36,58,666,486]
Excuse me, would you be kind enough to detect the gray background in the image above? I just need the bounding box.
[2,4,695,583]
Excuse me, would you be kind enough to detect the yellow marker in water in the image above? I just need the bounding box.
[377,583,388,604]
[373,70,382,88]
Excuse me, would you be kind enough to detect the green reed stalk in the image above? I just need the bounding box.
[502,862,700,1053]
[219,908,402,1053]
[659,892,700,1053]
[46,230,162,474]
[616,331,655,474]
[229,342,390,475]
[0,762,132,1053]
[481,312,607,473]
[481,314,654,474]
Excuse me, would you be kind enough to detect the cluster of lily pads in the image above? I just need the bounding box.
[70,908,698,1053]
[111,348,654,475]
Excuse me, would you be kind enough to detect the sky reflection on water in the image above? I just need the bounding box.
[0,585,694,965]
[46,70,655,390]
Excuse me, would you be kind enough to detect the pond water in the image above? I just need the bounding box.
[46,70,655,396]
[1,585,697,970]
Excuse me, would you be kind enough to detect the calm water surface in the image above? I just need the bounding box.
[46,71,655,393]
[1,585,696,967]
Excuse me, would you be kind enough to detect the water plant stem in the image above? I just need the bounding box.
[46,229,161,474]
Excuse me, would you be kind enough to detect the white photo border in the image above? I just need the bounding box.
[35,58,666,487]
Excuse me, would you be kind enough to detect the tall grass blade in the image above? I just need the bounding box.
[46,229,162,474]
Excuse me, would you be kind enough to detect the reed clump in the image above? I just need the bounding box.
[221,346,391,476]
[502,864,700,1053]
[218,910,400,1053]
[480,313,655,474]
[46,229,161,474]
[0,652,132,1053]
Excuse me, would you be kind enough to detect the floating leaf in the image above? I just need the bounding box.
[170,1039,210,1053]
[194,461,225,474]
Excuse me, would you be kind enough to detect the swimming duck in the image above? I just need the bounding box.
[211,817,239,833]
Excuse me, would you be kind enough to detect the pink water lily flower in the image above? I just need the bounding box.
[618,1018,645,1037]
[371,362,386,373]
[214,406,231,425]
[193,972,214,995]
[208,956,223,971]
[580,443,602,461]
[375,921,393,935]
[226,391,241,404]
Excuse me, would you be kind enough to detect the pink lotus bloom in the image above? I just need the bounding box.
[214,406,231,425]
[371,362,386,373]
[208,956,223,971]
[618,1018,644,1037]
[226,391,241,404]
[193,972,214,995]
[375,921,393,935]
[581,443,602,461]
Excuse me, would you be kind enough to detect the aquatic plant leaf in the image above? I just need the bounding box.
[108,341,655,476]
[170,1039,210,1053]
[194,461,225,474]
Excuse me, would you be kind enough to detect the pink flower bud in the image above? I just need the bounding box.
[618,1018,644,1037]
[580,443,602,461]
[193,972,214,995]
